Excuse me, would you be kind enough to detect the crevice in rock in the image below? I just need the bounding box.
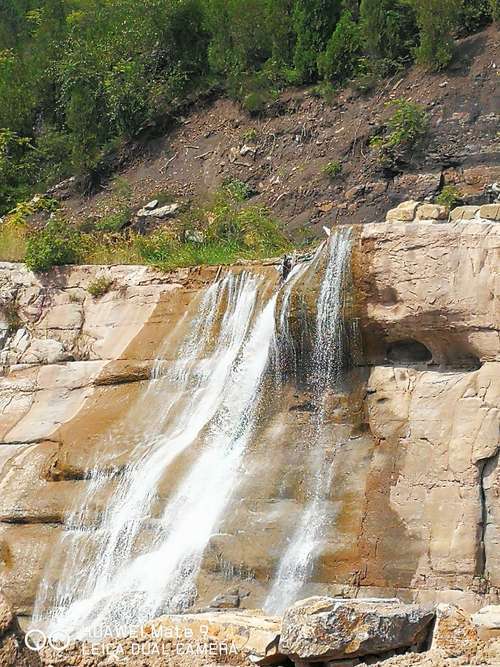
[476,449,499,579]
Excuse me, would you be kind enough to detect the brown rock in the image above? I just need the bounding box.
[0,593,41,666]
[385,200,420,222]
[146,610,283,665]
[279,597,434,662]
[472,606,500,641]
[480,204,500,221]
[430,604,478,658]
[449,205,479,221]
[415,203,448,220]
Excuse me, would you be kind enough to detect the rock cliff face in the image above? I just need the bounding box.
[0,221,498,621]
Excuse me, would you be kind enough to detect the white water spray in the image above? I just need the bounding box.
[265,226,353,614]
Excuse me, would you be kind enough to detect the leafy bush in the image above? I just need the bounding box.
[94,208,131,233]
[87,276,114,298]
[292,0,342,83]
[25,219,80,272]
[458,0,494,34]
[222,179,253,201]
[360,0,417,68]
[435,185,461,208]
[136,191,290,270]
[370,98,428,166]
[317,11,362,84]
[322,161,343,178]
[241,128,258,142]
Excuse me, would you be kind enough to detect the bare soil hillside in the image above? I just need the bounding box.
[61,26,499,239]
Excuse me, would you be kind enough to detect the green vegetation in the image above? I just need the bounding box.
[411,0,461,71]
[322,160,343,179]
[4,188,289,272]
[370,98,429,167]
[87,276,114,298]
[222,178,254,201]
[1,0,496,218]
[24,218,80,272]
[435,185,461,208]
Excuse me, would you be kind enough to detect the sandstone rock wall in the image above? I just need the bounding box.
[0,221,498,620]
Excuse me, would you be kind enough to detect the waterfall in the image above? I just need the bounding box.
[34,271,271,637]
[265,226,353,614]
[32,227,353,637]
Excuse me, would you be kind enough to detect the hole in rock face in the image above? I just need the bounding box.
[386,339,432,364]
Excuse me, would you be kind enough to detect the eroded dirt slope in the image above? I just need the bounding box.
[60,26,499,238]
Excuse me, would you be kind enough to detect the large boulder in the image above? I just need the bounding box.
[145,609,283,665]
[0,592,41,666]
[279,597,434,662]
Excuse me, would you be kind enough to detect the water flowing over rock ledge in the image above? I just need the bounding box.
[0,220,498,630]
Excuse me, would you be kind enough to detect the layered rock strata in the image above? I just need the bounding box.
[0,220,498,621]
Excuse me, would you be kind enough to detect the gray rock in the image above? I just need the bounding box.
[279,597,434,662]
[137,203,180,218]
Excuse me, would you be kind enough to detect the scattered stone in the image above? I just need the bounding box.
[144,199,158,210]
[430,604,478,659]
[449,205,479,221]
[345,185,365,201]
[386,200,420,222]
[208,588,249,610]
[472,606,500,640]
[479,203,500,221]
[185,229,205,244]
[415,203,448,221]
[137,203,180,218]
[279,597,434,663]
[316,200,335,213]
[240,144,256,157]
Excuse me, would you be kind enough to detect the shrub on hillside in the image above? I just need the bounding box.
[87,276,114,298]
[25,219,80,272]
[370,98,429,167]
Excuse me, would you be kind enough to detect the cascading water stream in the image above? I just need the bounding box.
[32,226,353,637]
[34,271,268,636]
[265,226,353,614]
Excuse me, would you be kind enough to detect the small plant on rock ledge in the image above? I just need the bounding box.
[87,276,114,298]
[435,185,461,208]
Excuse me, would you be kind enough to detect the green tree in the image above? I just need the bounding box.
[318,10,362,83]
[360,0,416,67]
[292,0,342,82]
[411,0,461,70]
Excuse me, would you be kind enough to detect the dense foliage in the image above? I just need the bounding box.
[0,0,497,214]
[0,186,291,272]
